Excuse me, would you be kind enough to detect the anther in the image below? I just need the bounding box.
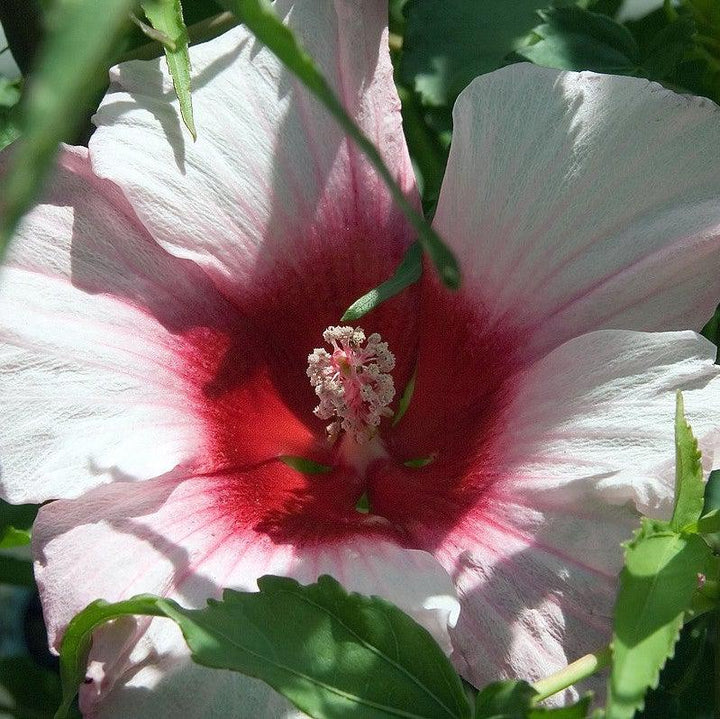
[307,326,396,444]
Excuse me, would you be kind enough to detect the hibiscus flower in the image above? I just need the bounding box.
[2,0,720,716]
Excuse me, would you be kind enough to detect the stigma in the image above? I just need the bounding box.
[307,326,396,444]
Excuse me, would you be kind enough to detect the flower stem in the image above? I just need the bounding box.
[532,645,612,702]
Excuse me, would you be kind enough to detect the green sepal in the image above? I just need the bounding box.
[404,456,436,469]
[343,243,423,322]
[140,0,196,139]
[393,364,418,427]
[278,455,332,474]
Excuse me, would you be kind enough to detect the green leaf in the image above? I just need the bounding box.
[160,574,471,719]
[473,680,591,718]
[683,507,720,535]
[0,76,22,151]
[529,699,591,718]
[0,500,37,548]
[55,595,168,719]
[671,392,705,532]
[56,577,470,719]
[699,470,720,551]
[397,84,449,213]
[140,0,196,139]
[0,76,21,108]
[0,0,136,260]
[638,613,716,719]
[700,303,720,347]
[515,5,641,73]
[607,520,714,719]
[0,555,34,587]
[474,680,537,718]
[640,16,697,80]
[342,242,423,322]
[400,0,550,107]
[223,0,459,291]
[0,526,31,548]
[0,656,70,719]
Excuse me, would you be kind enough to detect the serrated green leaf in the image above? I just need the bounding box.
[222,0,459,292]
[640,16,697,80]
[160,575,471,719]
[342,242,422,322]
[671,392,705,532]
[397,85,449,213]
[0,0,136,260]
[56,577,470,719]
[140,0,196,139]
[607,521,713,719]
[400,0,550,107]
[638,613,715,719]
[516,5,640,73]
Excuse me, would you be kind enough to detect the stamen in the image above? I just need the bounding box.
[307,326,396,444]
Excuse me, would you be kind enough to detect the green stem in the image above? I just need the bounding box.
[532,645,612,702]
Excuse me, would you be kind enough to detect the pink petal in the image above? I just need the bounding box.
[435,64,720,359]
[34,461,458,716]
[0,147,328,504]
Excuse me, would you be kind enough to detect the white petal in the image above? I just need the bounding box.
[501,329,720,516]
[90,1,417,305]
[435,64,720,358]
[0,148,225,503]
[432,330,719,691]
[89,620,306,719]
[444,497,631,700]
